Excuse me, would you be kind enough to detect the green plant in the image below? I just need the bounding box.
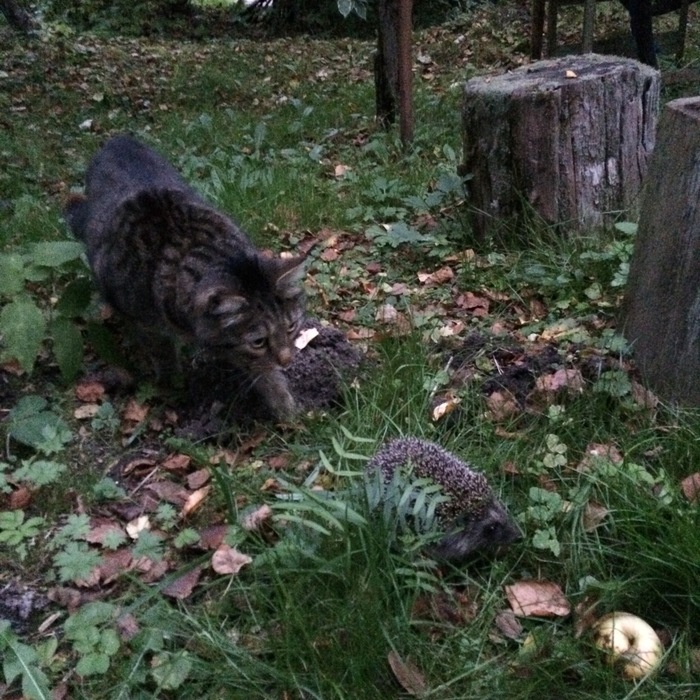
[0,241,92,380]
[0,621,52,700]
[0,510,46,561]
[63,602,122,677]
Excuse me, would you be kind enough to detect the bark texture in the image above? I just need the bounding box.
[621,97,700,404]
[462,55,659,238]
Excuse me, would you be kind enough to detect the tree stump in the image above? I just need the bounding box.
[461,55,659,238]
[621,97,700,404]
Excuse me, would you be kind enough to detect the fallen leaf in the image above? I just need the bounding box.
[117,612,140,641]
[211,544,253,575]
[181,486,211,517]
[565,69,577,78]
[187,468,211,490]
[295,327,320,349]
[387,651,428,697]
[198,524,230,550]
[432,397,461,421]
[126,515,151,540]
[162,566,202,599]
[146,481,189,506]
[241,504,273,531]
[9,486,31,510]
[681,473,700,503]
[505,580,571,618]
[123,399,149,423]
[576,443,623,472]
[333,163,350,178]
[631,380,659,409]
[534,369,584,394]
[417,266,454,286]
[486,390,520,421]
[375,303,398,323]
[582,501,609,531]
[74,404,100,420]
[98,549,133,584]
[75,381,106,402]
[161,453,192,472]
[267,453,290,470]
[320,247,340,261]
[85,520,126,545]
[494,610,523,640]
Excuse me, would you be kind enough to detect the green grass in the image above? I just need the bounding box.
[2,5,700,699]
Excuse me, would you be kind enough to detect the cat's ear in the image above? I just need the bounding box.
[274,247,314,299]
[195,285,248,321]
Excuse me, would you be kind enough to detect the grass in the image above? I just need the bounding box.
[2,3,700,698]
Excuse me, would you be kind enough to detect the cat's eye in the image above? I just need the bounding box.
[287,321,299,336]
[251,337,267,350]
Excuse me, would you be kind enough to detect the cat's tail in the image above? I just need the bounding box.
[63,193,89,240]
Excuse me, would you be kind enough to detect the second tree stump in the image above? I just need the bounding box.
[462,55,660,238]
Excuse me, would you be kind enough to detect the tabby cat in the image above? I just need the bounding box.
[65,134,309,419]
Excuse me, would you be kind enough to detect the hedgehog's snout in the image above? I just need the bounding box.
[430,498,521,564]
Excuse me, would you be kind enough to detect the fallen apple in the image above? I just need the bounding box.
[593,612,663,679]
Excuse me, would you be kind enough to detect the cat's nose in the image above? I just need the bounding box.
[277,348,292,367]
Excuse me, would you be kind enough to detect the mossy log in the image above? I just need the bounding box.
[461,55,659,238]
[621,97,700,404]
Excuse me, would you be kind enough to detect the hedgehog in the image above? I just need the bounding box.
[365,437,521,563]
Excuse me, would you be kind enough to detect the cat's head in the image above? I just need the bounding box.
[192,253,309,373]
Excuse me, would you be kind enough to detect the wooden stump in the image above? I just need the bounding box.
[621,97,700,404]
[461,55,659,238]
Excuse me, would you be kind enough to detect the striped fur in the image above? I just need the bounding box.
[65,135,308,419]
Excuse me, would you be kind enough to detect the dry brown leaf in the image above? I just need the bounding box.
[295,327,320,349]
[505,580,571,618]
[455,291,490,316]
[146,481,189,506]
[431,397,461,422]
[375,303,398,323]
[486,390,520,421]
[181,486,211,517]
[187,468,211,490]
[387,651,428,697]
[582,501,609,531]
[211,544,253,575]
[85,520,126,545]
[98,549,133,584]
[117,612,140,641]
[123,399,149,423]
[134,557,169,583]
[337,309,356,322]
[161,453,192,472]
[162,566,202,599]
[9,486,31,510]
[126,515,151,540]
[630,380,659,409]
[75,381,106,402]
[534,369,584,394]
[417,266,454,286]
[267,453,291,470]
[494,610,523,640]
[346,327,376,341]
[74,403,100,420]
[411,590,478,627]
[333,163,350,178]
[198,524,230,550]
[681,473,700,503]
[576,443,624,472]
[241,504,273,531]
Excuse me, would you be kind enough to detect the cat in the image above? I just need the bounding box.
[64,134,310,420]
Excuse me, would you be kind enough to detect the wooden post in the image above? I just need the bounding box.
[621,97,700,404]
[461,55,659,238]
[375,0,414,147]
[397,0,414,147]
